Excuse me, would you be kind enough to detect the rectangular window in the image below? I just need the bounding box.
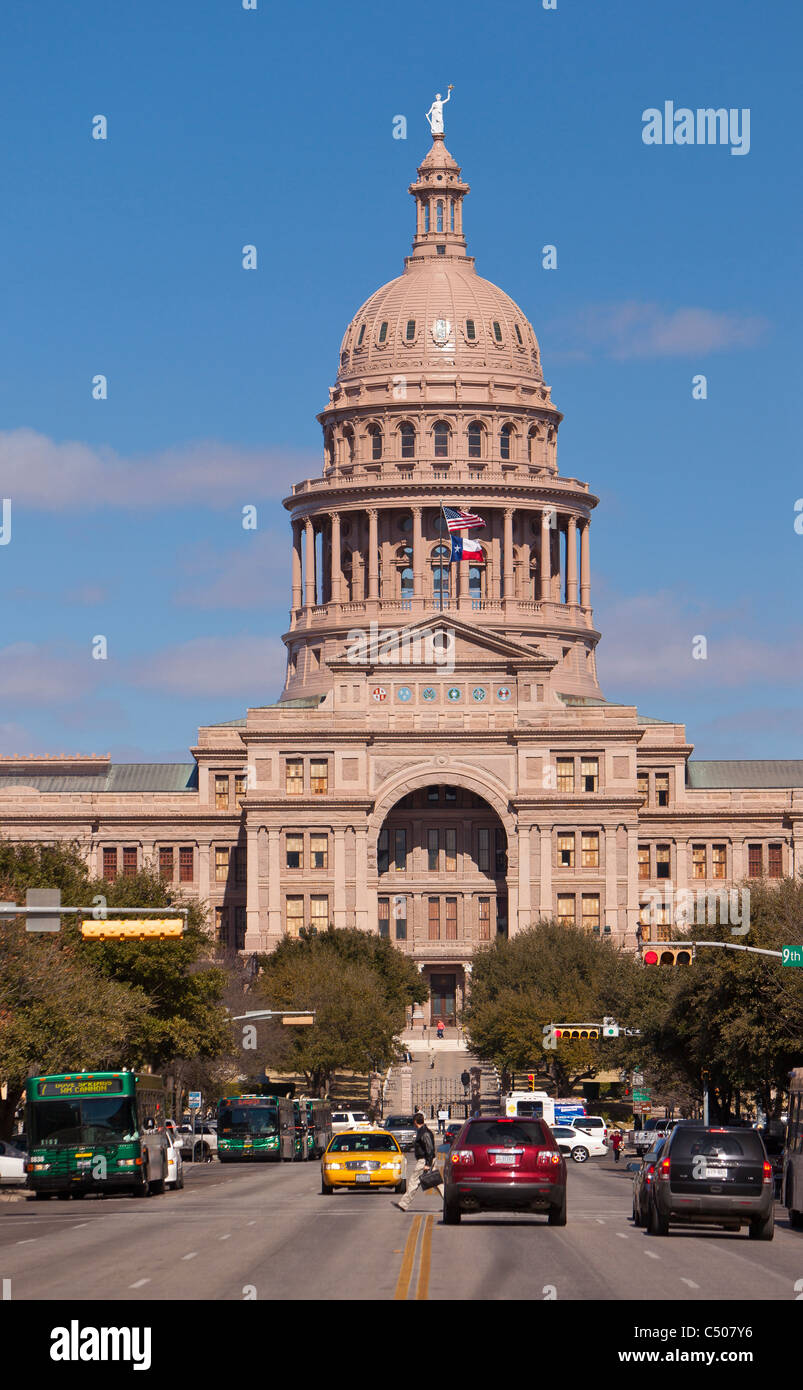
[215,775,229,811]
[637,845,650,880]
[235,846,247,885]
[495,829,507,875]
[444,828,457,872]
[655,772,670,807]
[556,758,574,793]
[768,844,783,878]
[428,897,440,941]
[179,846,194,882]
[310,834,328,869]
[655,904,672,941]
[234,906,246,950]
[427,786,439,802]
[286,896,304,937]
[310,896,329,931]
[557,894,575,928]
[310,760,328,795]
[712,844,726,879]
[377,830,389,874]
[392,895,407,941]
[692,845,707,880]
[122,847,137,878]
[215,847,230,882]
[103,847,118,880]
[581,758,599,792]
[557,833,574,868]
[581,832,599,868]
[286,759,303,795]
[656,845,671,880]
[445,897,458,940]
[286,834,303,870]
[234,775,247,807]
[747,844,763,878]
[582,894,600,933]
[159,846,174,881]
[428,829,439,872]
[378,898,390,939]
[478,897,491,940]
[445,786,457,802]
[214,906,225,941]
[637,772,648,800]
[394,828,407,872]
[478,826,490,873]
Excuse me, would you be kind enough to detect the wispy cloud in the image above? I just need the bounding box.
[129,635,286,698]
[0,429,319,511]
[173,532,290,609]
[546,301,768,361]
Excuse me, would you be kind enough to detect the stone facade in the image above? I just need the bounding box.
[2,134,802,1024]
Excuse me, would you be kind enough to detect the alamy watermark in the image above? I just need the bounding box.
[642,102,750,156]
[641,886,750,936]
[345,622,455,676]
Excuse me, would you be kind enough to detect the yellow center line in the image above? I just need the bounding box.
[415,1213,434,1301]
[393,1214,422,1300]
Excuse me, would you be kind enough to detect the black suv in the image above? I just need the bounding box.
[647,1123,775,1240]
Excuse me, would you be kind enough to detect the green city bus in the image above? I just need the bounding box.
[304,1100,333,1158]
[26,1071,169,1199]
[217,1095,295,1162]
[291,1099,308,1160]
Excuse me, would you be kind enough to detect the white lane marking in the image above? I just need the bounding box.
[129,1278,150,1289]
[595,1219,605,1224]
[219,1234,231,1241]
[182,1252,198,1261]
[616,1232,628,1239]
[247,1220,256,1226]
[644,1250,660,1260]
[16,1238,36,1245]
[73,1223,89,1229]
[680,1277,700,1289]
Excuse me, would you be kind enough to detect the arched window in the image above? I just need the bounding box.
[528,426,539,463]
[492,320,503,343]
[465,319,476,340]
[450,199,455,232]
[468,565,483,600]
[356,324,366,348]
[405,319,416,341]
[399,422,416,460]
[500,424,514,460]
[424,203,430,233]
[432,545,451,601]
[436,200,444,233]
[400,566,414,599]
[368,424,382,460]
[325,429,335,469]
[378,321,388,344]
[343,427,355,465]
[433,421,450,458]
[467,422,484,459]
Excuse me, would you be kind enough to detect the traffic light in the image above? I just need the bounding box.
[642,943,694,966]
[81,918,184,940]
[553,1026,600,1041]
[527,1073,535,1091]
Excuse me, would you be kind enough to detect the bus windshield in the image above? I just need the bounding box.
[219,1105,278,1136]
[29,1097,138,1147]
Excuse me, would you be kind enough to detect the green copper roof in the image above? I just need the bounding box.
[687,760,803,789]
[0,763,198,794]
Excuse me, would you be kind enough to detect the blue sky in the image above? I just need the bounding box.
[0,0,801,759]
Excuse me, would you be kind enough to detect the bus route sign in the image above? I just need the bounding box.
[782,945,803,967]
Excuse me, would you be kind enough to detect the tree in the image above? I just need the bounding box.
[254,928,425,1095]
[463,921,643,1092]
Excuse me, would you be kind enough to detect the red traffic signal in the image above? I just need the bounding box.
[642,943,694,966]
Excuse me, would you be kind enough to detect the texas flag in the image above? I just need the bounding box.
[450,532,485,562]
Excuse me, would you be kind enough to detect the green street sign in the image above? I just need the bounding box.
[632,1088,651,1103]
[782,945,803,967]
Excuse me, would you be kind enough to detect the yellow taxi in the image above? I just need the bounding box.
[320,1127,406,1195]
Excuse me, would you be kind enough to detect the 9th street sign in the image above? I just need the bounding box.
[782,945,803,967]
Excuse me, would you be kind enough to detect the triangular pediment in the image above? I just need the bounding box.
[328,614,556,674]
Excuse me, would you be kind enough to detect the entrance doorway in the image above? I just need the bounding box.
[430,972,457,1024]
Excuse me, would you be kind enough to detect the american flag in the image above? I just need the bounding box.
[443,505,486,533]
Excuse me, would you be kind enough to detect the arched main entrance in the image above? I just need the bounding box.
[375,783,509,1025]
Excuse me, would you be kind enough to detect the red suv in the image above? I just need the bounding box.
[443,1116,567,1225]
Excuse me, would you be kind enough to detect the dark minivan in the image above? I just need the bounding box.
[648,1123,774,1240]
[443,1116,567,1226]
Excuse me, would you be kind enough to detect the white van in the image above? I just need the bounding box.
[330,1110,372,1133]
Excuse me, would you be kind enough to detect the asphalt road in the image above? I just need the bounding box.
[1,1155,801,1301]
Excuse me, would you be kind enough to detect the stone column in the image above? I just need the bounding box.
[291,520,302,613]
[412,506,423,603]
[333,828,347,928]
[675,839,688,896]
[517,825,531,932]
[566,515,578,606]
[626,824,639,946]
[580,519,591,608]
[267,827,281,936]
[304,518,315,608]
[330,512,342,605]
[539,508,552,601]
[539,826,552,913]
[244,823,262,950]
[605,828,618,930]
[367,508,379,601]
[503,508,514,600]
[354,826,370,931]
[198,841,210,906]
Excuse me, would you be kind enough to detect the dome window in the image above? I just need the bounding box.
[378,321,388,344]
[400,567,414,599]
[515,324,523,345]
[467,422,484,459]
[356,324,366,347]
[492,320,503,343]
[465,319,476,341]
[450,199,455,232]
[368,424,383,461]
[424,204,430,233]
[468,565,483,600]
[405,319,416,341]
[500,424,514,460]
[436,200,444,233]
[433,421,451,458]
[399,422,416,460]
[436,245,446,255]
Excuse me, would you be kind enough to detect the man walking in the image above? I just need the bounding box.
[394,1114,440,1211]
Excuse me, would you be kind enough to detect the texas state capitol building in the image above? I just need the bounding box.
[3,128,803,1024]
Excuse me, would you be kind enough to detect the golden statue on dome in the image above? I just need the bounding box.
[426,85,454,136]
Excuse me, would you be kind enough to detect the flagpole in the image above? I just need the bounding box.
[439,498,446,613]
